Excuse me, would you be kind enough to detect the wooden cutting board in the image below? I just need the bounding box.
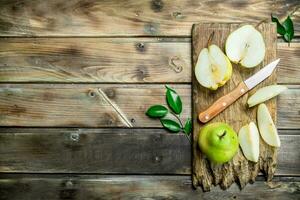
[192,23,278,191]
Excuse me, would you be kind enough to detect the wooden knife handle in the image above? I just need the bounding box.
[198,82,249,123]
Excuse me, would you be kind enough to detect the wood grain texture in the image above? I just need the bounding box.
[0,0,298,37]
[0,38,191,83]
[277,85,300,129]
[0,128,299,175]
[0,1,298,198]
[192,23,277,191]
[0,84,191,127]
[0,175,299,200]
[277,43,300,84]
[0,128,190,174]
[0,84,298,128]
[0,38,299,84]
[290,5,300,37]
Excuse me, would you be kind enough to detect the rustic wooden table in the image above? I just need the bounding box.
[0,1,299,199]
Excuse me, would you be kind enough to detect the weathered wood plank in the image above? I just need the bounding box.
[0,84,298,128]
[0,175,299,200]
[277,85,300,129]
[0,84,190,127]
[277,43,300,84]
[0,128,191,174]
[0,38,298,84]
[0,128,299,175]
[0,0,298,36]
[0,38,191,83]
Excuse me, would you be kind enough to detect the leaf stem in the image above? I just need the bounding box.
[170,112,191,144]
[183,131,191,143]
[172,112,184,128]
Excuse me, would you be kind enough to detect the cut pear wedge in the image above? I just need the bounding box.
[239,122,260,162]
[247,85,287,107]
[195,44,232,90]
[257,104,280,147]
[225,25,265,68]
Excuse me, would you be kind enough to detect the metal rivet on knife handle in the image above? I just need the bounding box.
[198,82,249,123]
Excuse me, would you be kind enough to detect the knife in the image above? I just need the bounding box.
[198,59,280,123]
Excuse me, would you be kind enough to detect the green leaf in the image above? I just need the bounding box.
[165,85,182,114]
[146,105,168,118]
[282,15,294,42]
[271,15,286,35]
[183,118,192,136]
[160,119,181,133]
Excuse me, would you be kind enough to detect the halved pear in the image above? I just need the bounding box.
[238,122,260,162]
[247,85,287,107]
[225,25,265,68]
[257,103,280,147]
[195,44,232,90]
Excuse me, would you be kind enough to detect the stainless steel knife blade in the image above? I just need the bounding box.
[244,59,280,90]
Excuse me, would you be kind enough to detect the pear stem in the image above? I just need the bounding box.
[255,19,267,28]
[206,31,215,48]
[219,130,227,139]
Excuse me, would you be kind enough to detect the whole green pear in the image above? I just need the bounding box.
[198,122,239,164]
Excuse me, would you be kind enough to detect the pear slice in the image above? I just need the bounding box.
[257,103,280,147]
[238,122,260,162]
[195,44,232,90]
[225,25,265,68]
[247,85,287,107]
